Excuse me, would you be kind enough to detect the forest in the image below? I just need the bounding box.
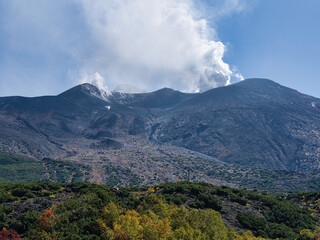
[0,181,320,239]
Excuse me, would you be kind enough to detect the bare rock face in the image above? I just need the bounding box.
[0,78,320,187]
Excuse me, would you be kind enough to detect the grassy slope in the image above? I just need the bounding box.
[0,152,44,182]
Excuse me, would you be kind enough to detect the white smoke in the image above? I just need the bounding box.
[0,0,246,96]
[77,0,244,92]
[79,72,111,97]
[231,66,245,82]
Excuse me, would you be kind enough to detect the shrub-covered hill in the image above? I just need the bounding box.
[0,181,319,239]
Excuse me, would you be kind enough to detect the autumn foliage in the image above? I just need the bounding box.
[0,228,21,240]
[97,196,265,240]
[1,182,318,239]
[38,206,56,230]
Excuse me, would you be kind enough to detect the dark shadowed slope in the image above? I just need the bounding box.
[154,79,320,171]
[131,87,195,108]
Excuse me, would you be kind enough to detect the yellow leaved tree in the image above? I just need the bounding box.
[97,195,267,240]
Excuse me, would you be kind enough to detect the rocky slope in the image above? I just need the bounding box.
[0,78,319,190]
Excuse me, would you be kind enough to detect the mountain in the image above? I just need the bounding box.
[0,78,319,191]
[153,79,320,171]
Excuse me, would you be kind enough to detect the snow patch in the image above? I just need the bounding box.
[311,102,316,108]
[105,105,111,110]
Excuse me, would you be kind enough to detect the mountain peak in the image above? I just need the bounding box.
[136,87,195,108]
[234,78,281,88]
[59,83,111,102]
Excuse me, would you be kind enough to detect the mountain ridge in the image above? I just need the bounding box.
[0,78,319,191]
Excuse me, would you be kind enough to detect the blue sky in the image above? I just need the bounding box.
[0,0,319,97]
[216,0,320,98]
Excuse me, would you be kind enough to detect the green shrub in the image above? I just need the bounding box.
[265,223,297,239]
[231,194,248,206]
[0,191,15,203]
[237,213,266,231]
[196,193,222,211]
[11,187,30,197]
[264,202,315,231]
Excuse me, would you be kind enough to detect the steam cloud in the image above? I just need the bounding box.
[0,0,245,96]
[79,72,111,96]
[77,0,244,92]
